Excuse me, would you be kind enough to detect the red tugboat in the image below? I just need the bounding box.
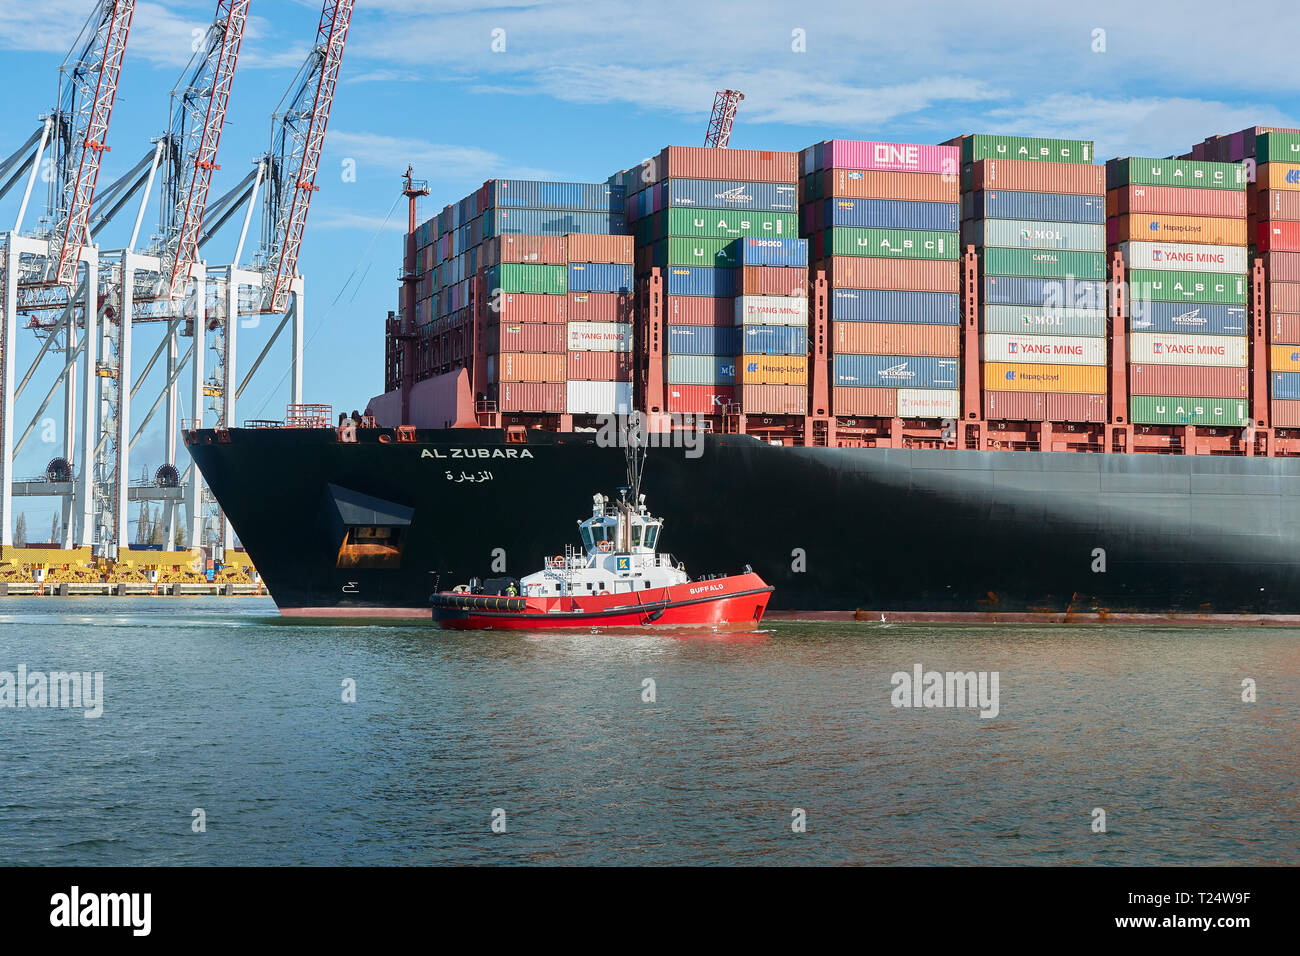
[429,443,772,631]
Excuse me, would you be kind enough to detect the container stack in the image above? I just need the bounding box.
[954,134,1108,423]
[801,140,962,419]
[1107,157,1250,427]
[623,146,803,417]
[564,236,635,416]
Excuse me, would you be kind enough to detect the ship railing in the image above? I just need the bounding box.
[243,419,283,429]
[285,404,333,428]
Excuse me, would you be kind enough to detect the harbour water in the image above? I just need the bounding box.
[1,598,1296,866]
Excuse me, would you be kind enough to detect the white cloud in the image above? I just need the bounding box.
[313,210,407,233]
[326,130,555,182]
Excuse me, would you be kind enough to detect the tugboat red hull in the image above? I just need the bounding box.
[430,572,773,631]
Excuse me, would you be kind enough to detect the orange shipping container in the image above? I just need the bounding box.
[738,266,808,297]
[565,234,633,265]
[833,321,959,357]
[983,362,1106,394]
[485,321,565,354]
[1271,344,1300,373]
[739,384,807,415]
[822,256,959,292]
[495,292,567,324]
[833,385,896,417]
[822,169,958,202]
[650,145,799,185]
[1257,163,1300,192]
[966,159,1104,196]
[738,355,807,385]
[482,235,567,267]
[1112,214,1246,246]
[489,351,566,384]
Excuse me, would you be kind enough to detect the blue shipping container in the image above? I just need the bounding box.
[483,209,626,238]
[662,178,799,213]
[963,190,1107,224]
[567,263,633,294]
[740,324,807,355]
[736,237,808,268]
[983,276,1106,310]
[832,289,960,325]
[1128,302,1247,336]
[667,325,740,355]
[665,266,736,298]
[823,198,959,232]
[1273,372,1300,401]
[485,180,624,212]
[833,354,959,389]
[668,355,736,386]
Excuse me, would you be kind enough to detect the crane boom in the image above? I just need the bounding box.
[263,0,354,314]
[161,0,250,301]
[51,0,136,287]
[704,89,744,149]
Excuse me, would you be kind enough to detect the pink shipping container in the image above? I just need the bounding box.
[1129,364,1248,399]
[481,235,567,267]
[821,169,958,203]
[485,322,565,354]
[985,391,1047,421]
[495,293,567,324]
[1263,253,1300,283]
[834,321,959,357]
[822,257,960,293]
[739,384,808,415]
[1271,313,1300,344]
[488,352,566,384]
[567,292,631,323]
[1270,283,1300,313]
[495,382,566,414]
[1254,191,1300,221]
[1107,185,1246,219]
[966,159,1104,196]
[646,145,799,186]
[565,234,633,264]
[566,351,633,382]
[667,384,735,415]
[1045,393,1107,423]
[821,140,959,175]
[666,295,734,327]
[1272,400,1300,427]
[738,266,808,297]
[832,386,896,417]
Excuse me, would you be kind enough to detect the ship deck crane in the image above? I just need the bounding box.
[704,90,744,148]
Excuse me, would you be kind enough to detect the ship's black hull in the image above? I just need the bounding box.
[186,427,1300,619]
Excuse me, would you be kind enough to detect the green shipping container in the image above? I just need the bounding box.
[655,208,798,241]
[1107,157,1246,191]
[1130,395,1249,427]
[486,263,567,295]
[829,227,959,260]
[1257,132,1300,165]
[959,134,1093,165]
[1128,269,1247,305]
[634,216,655,248]
[981,247,1106,279]
[654,237,739,269]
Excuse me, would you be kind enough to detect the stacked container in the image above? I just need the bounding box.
[955,134,1108,423]
[1107,157,1250,427]
[802,140,962,418]
[623,146,802,416]
[565,236,635,415]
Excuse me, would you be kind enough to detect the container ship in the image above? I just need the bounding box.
[186,129,1300,622]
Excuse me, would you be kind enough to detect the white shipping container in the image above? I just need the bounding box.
[963,219,1105,252]
[982,333,1107,366]
[734,294,809,328]
[1128,332,1248,367]
[567,322,632,352]
[898,388,961,418]
[566,380,634,415]
[1119,241,1247,275]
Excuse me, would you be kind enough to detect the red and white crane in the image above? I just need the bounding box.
[704,89,744,149]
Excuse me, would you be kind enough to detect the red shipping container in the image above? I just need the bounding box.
[821,169,958,202]
[566,350,633,382]
[1263,252,1300,282]
[494,292,567,324]
[739,384,807,415]
[1254,190,1300,221]
[651,145,799,185]
[1270,282,1300,313]
[665,295,733,326]
[1271,313,1300,344]
[966,159,1104,196]
[565,234,633,265]
[485,321,565,354]
[1045,393,1107,423]
[833,321,959,356]
[822,256,959,292]
[666,384,734,414]
[832,386,896,417]
[1272,400,1300,427]
[567,292,631,322]
[494,382,566,413]
[1129,364,1247,399]
[481,235,567,267]
[737,266,808,297]
[1106,185,1246,219]
[985,391,1047,421]
[1258,221,1300,252]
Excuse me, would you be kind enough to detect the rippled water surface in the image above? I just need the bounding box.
[1,597,1296,865]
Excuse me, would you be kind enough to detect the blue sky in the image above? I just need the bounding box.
[2,0,1298,535]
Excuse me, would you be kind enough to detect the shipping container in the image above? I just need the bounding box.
[564,234,633,264]
[565,350,633,381]
[737,354,808,385]
[660,178,798,212]
[1270,313,1300,344]
[735,236,809,268]
[824,257,960,292]
[648,146,800,186]
[1274,372,1300,400]
[963,159,1104,195]
[1107,184,1247,218]
[481,235,567,266]
[667,354,736,385]
[667,324,740,355]
[828,227,958,260]
[1129,269,1247,305]
[566,380,633,415]
[1129,364,1248,398]
[488,351,566,384]
[1119,241,1248,274]
[1129,395,1249,426]
[981,248,1107,279]
[484,179,623,212]
[1256,132,1300,164]
[981,306,1106,337]
[566,291,631,323]
[833,385,896,417]
[984,390,1046,421]
[737,383,808,415]
[822,198,959,231]
[1271,283,1300,313]
[654,208,798,240]
[666,384,735,414]
[964,219,1105,252]
[666,294,734,326]
[819,169,958,203]
[833,354,959,389]
[652,237,739,269]
[1128,301,1247,336]
[1106,157,1246,191]
[1109,213,1247,246]
[664,265,737,298]
[734,295,809,328]
[1263,252,1300,283]
[1271,344,1300,373]
[483,208,625,239]
[1272,399,1300,427]
[737,265,807,297]
[834,321,959,356]
[963,189,1105,224]
[495,382,566,414]
[1255,190,1300,222]
[832,288,960,325]
[567,262,633,293]
[955,134,1093,165]
[486,263,567,295]
[982,363,1106,393]
[1259,221,1300,253]
[1256,163,1300,192]
[494,292,567,323]
[484,321,565,354]
[1128,332,1247,367]
[567,321,633,352]
[983,276,1107,309]
[983,333,1106,365]
[1046,393,1107,423]
[816,140,960,174]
